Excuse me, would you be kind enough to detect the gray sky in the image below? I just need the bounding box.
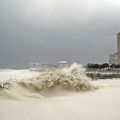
[0,0,120,68]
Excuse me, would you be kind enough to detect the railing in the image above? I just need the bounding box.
[85,68,120,79]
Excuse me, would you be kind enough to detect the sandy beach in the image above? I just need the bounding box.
[0,80,120,120]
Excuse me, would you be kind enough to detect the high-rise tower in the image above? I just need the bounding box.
[109,32,120,64]
[117,32,120,63]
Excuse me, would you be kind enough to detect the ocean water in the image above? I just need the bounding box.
[0,69,40,81]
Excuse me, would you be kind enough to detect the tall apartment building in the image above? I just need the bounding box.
[117,32,120,63]
[109,32,120,64]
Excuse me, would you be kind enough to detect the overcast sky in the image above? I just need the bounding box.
[0,0,120,68]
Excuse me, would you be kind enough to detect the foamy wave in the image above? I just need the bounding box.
[0,63,95,100]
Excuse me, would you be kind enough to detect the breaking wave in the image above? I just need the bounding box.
[0,63,95,100]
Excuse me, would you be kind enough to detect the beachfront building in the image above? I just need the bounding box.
[29,63,40,71]
[29,63,57,71]
[29,61,69,71]
[109,32,120,64]
[56,61,69,69]
[109,53,119,64]
[117,32,120,63]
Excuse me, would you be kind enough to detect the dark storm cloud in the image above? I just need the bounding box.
[0,0,120,68]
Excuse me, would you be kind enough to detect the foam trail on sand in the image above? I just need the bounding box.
[0,63,95,100]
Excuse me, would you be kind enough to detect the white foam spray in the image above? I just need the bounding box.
[0,63,95,100]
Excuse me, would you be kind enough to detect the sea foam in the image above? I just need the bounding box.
[0,63,95,100]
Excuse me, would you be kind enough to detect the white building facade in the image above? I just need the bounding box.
[109,32,120,64]
[109,53,119,64]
